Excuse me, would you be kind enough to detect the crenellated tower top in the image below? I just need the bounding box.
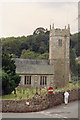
[50,24,70,37]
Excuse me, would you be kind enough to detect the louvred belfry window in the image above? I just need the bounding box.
[58,39,62,46]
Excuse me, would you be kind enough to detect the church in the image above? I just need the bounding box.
[14,24,70,88]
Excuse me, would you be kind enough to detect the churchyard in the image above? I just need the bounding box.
[2,81,79,100]
[2,87,47,100]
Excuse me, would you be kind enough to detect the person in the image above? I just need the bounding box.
[64,90,69,105]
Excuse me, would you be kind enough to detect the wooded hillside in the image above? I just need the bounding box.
[2,28,80,76]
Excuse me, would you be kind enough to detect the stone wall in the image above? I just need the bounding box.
[52,59,69,87]
[2,88,80,113]
[20,74,54,89]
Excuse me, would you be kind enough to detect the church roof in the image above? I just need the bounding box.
[14,58,54,75]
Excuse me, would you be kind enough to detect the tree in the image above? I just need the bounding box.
[78,64,80,78]
[31,33,49,53]
[37,52,49,59]
[2,54,20,95]
[2,37,22,57]
[70,48,77,75]
[33,27,46,35]
[20,49,38,59]
[70,32,80,57]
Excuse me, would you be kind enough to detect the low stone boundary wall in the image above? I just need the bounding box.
[2,88,80,113]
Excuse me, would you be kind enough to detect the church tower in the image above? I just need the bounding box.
[49,24,70,88]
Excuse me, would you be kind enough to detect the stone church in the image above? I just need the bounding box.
[14,24,70,88]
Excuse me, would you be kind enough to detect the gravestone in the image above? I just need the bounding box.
[26,92,29,99]
[19,93,22,99]
[23,89,25,94]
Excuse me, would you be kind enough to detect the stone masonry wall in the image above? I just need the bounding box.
[49,26,70,88]
[2,88,80,113]
[52,59,69,87]
[19,74,54,89]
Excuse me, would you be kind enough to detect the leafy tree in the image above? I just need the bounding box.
[78,32,80,56]
[2,37,21,57]
[31,33,49,53]
[2,54,20,95]
[70,48,77,75]
[33,27,46,35]
[2,29,49,57]
[78,64,80,78]
[37,52,49,59]
[20,49,38,59]
[70,32,80,57]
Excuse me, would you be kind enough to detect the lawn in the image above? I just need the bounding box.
[2,88,40,100]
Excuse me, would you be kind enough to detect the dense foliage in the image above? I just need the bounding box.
[2,31,49,58]
[2,54,20,95]
[70,32,80,78]
[70,48,78,75]
[2,28,80,78]
[70,33,80,57]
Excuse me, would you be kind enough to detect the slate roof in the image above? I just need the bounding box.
[14,58,54,75]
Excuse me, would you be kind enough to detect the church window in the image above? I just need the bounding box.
[24,76,26,84]
[43,76,44,85]
[58,39,62,46]
[40,76,42,85]
[27,76,29,84]
[45,76,47,84]
[24,76,31,85]
[40,76,47,85]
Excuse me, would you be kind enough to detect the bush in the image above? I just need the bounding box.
[2,54,20,95]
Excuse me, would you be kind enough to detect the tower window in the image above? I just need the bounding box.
[58,39,62,46]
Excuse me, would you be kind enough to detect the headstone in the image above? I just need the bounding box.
[30,91,32,95]
[19,93,22,99]
[26,92,29,99]
[20,89,21,93]
[23,89,25,94]
[31,90,34,95]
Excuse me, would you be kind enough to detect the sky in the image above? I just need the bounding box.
[0,0,79,37]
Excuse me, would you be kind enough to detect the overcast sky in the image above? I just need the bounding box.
[0,1,78,37]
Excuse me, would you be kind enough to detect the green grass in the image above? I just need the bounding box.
[2,93,15,99]
[2,88,40,100]
[54,81,80,92]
